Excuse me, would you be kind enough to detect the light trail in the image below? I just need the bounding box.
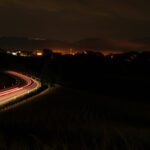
[0,71,41,106]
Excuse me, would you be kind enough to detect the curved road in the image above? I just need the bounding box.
[0,71,41,106]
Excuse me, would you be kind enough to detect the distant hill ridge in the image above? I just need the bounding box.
[0,37,149,51]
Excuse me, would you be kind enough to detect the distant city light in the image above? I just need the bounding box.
[36,50,43,56]
[37,52,43,56]
[12,52,17,56]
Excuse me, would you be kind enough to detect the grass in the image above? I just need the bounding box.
[0,86,150,149]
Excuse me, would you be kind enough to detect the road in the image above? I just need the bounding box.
[0,71,41,106]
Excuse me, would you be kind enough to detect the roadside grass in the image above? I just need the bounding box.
[0,86,150,149]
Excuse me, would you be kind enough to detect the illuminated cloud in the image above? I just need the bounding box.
[0,0,150,41]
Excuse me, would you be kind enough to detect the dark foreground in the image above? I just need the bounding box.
[0,85,150,150]
[0,73,17,90]
[1,51,150,149]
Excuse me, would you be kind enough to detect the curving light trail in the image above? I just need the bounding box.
[0,71,41,106]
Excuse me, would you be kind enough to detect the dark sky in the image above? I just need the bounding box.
[0,0,150,41]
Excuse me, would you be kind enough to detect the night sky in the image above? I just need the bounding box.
[0,0,150,41]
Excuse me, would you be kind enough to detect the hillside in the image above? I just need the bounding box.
[0,86,150,149]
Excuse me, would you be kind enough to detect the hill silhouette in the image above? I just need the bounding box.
[0,37,149,52]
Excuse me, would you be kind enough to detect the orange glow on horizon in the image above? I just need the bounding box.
[36,50,43,56]
[51,49,123,56]
[37,52,42,56]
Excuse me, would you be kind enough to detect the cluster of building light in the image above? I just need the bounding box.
[36,50,43,56]
[5,48,124,57]
[6,49,43,57]
[7,50,21,56]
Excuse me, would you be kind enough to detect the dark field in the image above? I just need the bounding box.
[0,86,150,149]
[1,52,150,149]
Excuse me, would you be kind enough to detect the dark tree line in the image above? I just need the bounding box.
[1,50,150,98]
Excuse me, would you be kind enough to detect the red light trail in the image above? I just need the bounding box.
[0,71,41,106]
